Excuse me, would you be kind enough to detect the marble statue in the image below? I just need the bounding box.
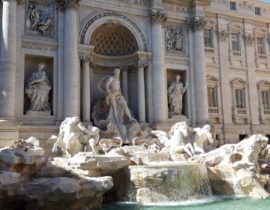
[152,122,195,156]
[151,122,215,156]
[92,68,141,144]
[25,4,53,35]
[52,117,100,157]
[193,124,214,154]
[104,68,134,124]
[168,74,187,115]
[25,63,51,113]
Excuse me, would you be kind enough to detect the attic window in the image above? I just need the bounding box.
[255,7,261,16]
[230,2,237,11]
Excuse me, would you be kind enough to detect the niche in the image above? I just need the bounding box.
[167,70,187,117]
[24,55,53,116]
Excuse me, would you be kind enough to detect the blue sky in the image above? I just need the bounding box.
[262,0,270,3]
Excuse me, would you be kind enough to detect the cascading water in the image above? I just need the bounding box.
[125,162,212,204]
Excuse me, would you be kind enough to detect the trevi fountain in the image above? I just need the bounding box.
[1,0,270,210]
[0,66,269,210]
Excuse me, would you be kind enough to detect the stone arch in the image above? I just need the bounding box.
[80,11,148,52]
[90,23,139,56]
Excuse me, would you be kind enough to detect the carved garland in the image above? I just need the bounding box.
[186,17,206,31]
[80,11,148,51]
[149,8,167,23]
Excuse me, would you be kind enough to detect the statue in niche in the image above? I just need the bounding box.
[25,63,51,113]
[25,4,53,35]
[168,74,187,115]
[92,68,141,144]
[165,27,183,52]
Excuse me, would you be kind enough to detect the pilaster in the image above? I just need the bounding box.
[57,0,81,118]
[0,0,18,119]
[150,4,168,123]
[187,16,208,124]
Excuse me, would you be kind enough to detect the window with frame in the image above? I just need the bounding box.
[229,1,237,10]
[257,37,265,55]
[235,89,246,108]
[261,90,270,110]
[204,29,213,48]
[231,33,241,51]
[255,7,261,16]
[207,87,218,107]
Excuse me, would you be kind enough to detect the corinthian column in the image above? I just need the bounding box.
[57,0,81,118]
[0,0,19,119]
[81,55,91,122]
[137,60,146,122]
[150,2,168,123]
[187,17,208,124]
[121,66,129,104]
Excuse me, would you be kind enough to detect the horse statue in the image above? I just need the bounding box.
[152,121,195,156]
[52,117,100,157]
[193,124,214,154]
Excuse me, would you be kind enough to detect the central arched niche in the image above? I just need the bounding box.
[90,22,139,56]
[90,22,140,118]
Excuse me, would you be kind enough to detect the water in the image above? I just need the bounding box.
[127,163,212,203]
[98,197,270,210]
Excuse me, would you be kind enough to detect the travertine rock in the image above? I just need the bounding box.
[20,176,113,210]
[193,134,270,199]
[52,152,131,177]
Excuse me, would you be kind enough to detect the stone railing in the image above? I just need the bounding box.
[209,107,219,114]
[264,109,270,115]
[205,47,214,54]
[232,51,241,57]
[236,108,247,115]
[258,54,267,60]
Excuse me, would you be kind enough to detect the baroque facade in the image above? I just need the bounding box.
[0,0,270,145]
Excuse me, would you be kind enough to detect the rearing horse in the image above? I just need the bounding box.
[193,124,214,154]
[168,122,195,156]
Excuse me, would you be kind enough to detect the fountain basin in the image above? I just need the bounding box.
[125,162,212,204]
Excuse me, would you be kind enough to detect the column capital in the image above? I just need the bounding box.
[120,65,129,72]
[56,0,81,10]
[137,59,148,69]
[186,17,206,31]
[149,8,167,23]
[79,44,94,63]
[80,54,91,63]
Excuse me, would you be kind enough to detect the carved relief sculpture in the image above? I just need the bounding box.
[25,63,51,114]
[25,2,53,35]
[165,26,184,52]
[168,74,187,115]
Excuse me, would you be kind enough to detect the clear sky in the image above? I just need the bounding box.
[262,0,270,3]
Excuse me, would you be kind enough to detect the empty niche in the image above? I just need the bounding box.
[24,55,53,116]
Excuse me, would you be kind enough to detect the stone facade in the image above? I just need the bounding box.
[0,0,270,145]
